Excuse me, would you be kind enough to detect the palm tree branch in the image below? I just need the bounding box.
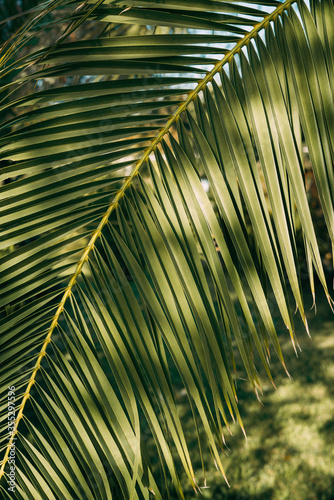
[0,0,314,481]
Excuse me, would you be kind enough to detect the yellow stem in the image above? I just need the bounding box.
[0,0,295,478]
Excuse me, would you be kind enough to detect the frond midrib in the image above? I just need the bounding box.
[0,0,296,477]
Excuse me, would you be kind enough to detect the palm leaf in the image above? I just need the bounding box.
[0,0,333,497]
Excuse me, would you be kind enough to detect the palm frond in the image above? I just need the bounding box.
[1,0,333,497]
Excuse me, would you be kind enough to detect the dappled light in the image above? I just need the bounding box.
[1,0,333,498]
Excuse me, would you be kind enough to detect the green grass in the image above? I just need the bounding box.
[167,285,334,499]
